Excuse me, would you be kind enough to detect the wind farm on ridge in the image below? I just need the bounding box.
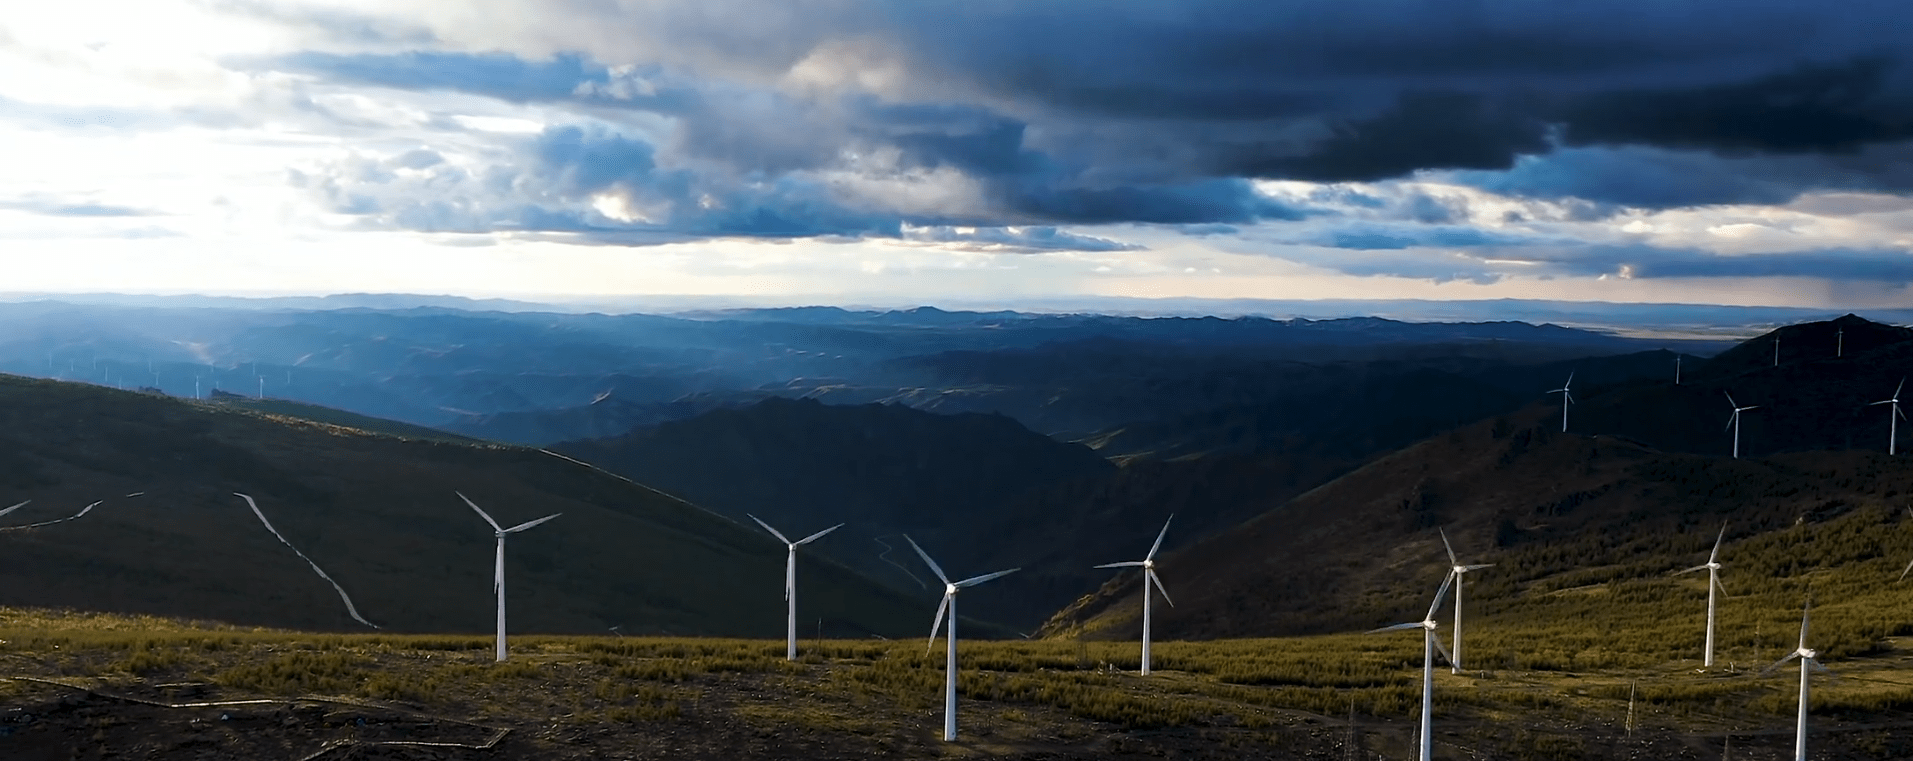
[4,314,1913,759]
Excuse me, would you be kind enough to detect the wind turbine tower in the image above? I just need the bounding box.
[906,536,1018,742]
[1550,372,1574,432]
[1763,600,1831,761]
[1674,523,1728,667]
[1369,573,1456,761]
[1837,327,1844,358]
[1675,355,1682,385]
[1773,336,1781,367]
[459,492,560,662]
[748,514,843,661]
[1725,392,1758,459]
[1439,529,1493,674]
[1871,378,1904,456]
[1094,515,1176,676]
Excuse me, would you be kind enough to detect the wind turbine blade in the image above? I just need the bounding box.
[1673,565,1709,576]
[747,513,791,545]
[784,551,794,602]
[1725,412,1737,431]
[1095,561,1147,568]
[1898,405,1907,422]
[795,523,844,546]
[1461,563,1495,572]
[1897,377,1906,399]
[955,568,1020,588]
[1426,570,1457,622]
[1758,652,1801,677]
[1439,528,1459,566]
[1367,622,1425,634]
[927,594,950,652]
[504,513,561,533]
[1742,405,1759,412]
[1431,630,1456,667]
[1808,658,1835,677]
[1724,391,1737,408]
[1146,514,1175,561]
[903,535,950,585]
[234,493,380,629]
[1565,371,1574,387]
[0,500,28,519]
[1799,602,1811,650]
[1900,558,1913,582]
[1710,523,1727,562]
[458,492,503,532]
[1148,569,1174,608]
[1713,576,1728,598]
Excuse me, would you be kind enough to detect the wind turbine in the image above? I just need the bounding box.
[1870,378,1904,456]
[905,535,1018,742]
[1094,515,1176,676]
[459,492,560,662]
[1675,355,1682,385]
[1438,528,1493,674]
[1369,572,1456,761]
[1673,523,1728,667]
[1773,335,1781,367]
[1762,599,1831,761]
[1550,372,1574,432]
[1725,392,1758,459]
[747,514,842,661]
[1836,327,1844,358]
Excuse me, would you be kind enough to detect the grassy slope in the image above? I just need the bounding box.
[200,394,485,445]
[1043,402,1913,661]
[0,374,928,639]
[5,608,1913,759]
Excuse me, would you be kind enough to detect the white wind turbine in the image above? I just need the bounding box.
[1438,529,1493,674]
[1870,378,1904,456]
[905,535,1018,742]
[1762,599,1832,761]
[747,514,843,661]
[1673,523,1728,667]
[1550,372,1574,432]
[1675,355,1682,385]
[1094,514,1176,676]
[459,492,560,662]
[1369,572,1456,761]
[0,500,28,520]
[1725,392,1758,459]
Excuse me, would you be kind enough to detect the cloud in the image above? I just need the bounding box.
[898,224,1143,253]
[0,196,155,217]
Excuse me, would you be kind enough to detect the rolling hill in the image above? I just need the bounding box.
[1041,398,1913,649]
[0,374,930,639]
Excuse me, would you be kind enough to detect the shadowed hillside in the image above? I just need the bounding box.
[1570,315,1913,457]
[0,374,930,639]
[1043,401,1913,649]
[552,397,1115,628]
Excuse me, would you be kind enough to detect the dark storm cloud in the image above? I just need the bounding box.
[256,0,1913,254]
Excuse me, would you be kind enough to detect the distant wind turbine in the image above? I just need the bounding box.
[1836,327,1844,358]
[747,514,843,661]
[1094,514,1176,676]
[234,493,378,629]
[1725,392,1758,459]
[1550,372,1574,432]
[1870,378,1904,456]
[1369,571,1456,761]
[1762,599,1832,761]
[1673,523,1729,667]
[459,492,560,662]
[1773,336,1781,367]
[1675,355,1682,386]
[1438,528,1493,674]
[905,535,1018,742]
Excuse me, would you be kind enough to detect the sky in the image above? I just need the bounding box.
[4,1,1913,311]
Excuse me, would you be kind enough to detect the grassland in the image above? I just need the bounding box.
[6,607,1913,759]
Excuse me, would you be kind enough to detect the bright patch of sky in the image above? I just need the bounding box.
[3,1,1911,311]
